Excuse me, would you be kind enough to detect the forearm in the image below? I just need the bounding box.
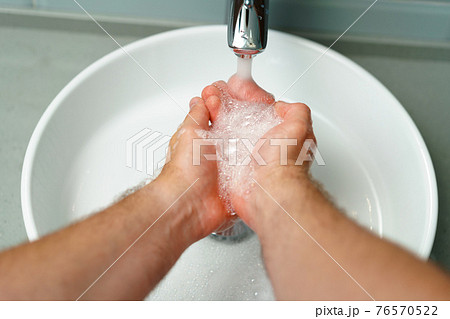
[0,178,200,300]
[252,174,450,300]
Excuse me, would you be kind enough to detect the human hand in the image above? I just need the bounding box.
[202,75,275,122]
[201,80,316,232]
[155,97,228,241]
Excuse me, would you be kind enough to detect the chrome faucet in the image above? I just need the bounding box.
[227,0,269,57]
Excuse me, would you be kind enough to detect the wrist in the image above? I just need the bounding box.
[138,175,203,253]
[253,165,311,207]
[247,166,314,236]
[251,169,343,250]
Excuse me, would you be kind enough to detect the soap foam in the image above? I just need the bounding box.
[199,88,282,214]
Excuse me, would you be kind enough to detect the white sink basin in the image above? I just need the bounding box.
[21,25,437,300]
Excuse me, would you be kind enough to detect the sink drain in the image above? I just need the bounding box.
[210,219,253,242]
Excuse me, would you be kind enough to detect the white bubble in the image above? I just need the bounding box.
[199,89,281,214]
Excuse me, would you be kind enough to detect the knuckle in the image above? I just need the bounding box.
[303,103,312,114]
[294,103,311,115]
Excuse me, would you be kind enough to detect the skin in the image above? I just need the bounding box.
[203,77,450,301]
[0,75,448,300]
[0,98,227,300]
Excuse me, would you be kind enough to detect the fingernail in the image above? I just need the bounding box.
[189,98,200,109]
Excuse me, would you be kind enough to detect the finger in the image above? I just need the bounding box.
[211,80,228,94]
[189,96,202,109]
[201,84,222,101]
[183,97,210,130]
[227,75,275,104]
[205,95,222,122]
[274,101,311,125]
[201,85,223,122]
[242,81,275,104]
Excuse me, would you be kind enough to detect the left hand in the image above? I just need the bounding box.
[156,97,229,240]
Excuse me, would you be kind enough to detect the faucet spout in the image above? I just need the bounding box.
[227,0,269,57]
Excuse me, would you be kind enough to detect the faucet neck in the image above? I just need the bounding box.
[227,0,269,56]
